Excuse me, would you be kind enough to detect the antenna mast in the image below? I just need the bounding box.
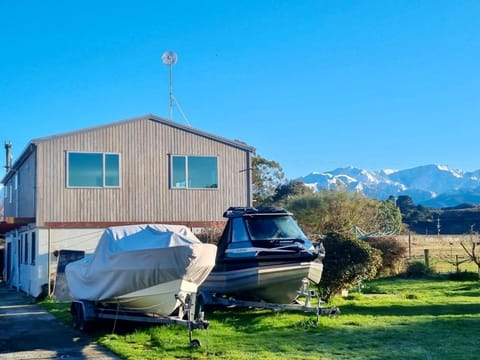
[162,51,190,125]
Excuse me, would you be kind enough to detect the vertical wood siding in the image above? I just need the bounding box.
[35,119,251,225]
[3,151,36,218]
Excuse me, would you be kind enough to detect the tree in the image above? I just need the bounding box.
[460,232,480,274]
[284,190,401,238]
[396,195,415,215]
[396,195,434,232]
[251,154,285,206]
[270,180,313,206]
[365,236,407,276]
[375,199,403,235]
[319,232,382,301]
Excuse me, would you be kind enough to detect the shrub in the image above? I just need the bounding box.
[365,236,407,276]
[195,227,223,244]
[404,261,431,278]
[318,232,382,301]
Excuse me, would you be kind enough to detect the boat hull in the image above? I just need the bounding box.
[100,279,198,315]
[200,260,323,304]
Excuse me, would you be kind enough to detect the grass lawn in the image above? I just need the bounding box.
[41,277,480,359]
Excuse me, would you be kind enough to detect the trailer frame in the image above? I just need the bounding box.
[70,292,208,348]
[197,279,339,323]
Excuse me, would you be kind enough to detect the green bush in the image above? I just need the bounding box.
[318,232,382,301]
[365,236,407,276]
[404,261,431,278]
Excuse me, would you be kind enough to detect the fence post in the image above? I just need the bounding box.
[456,255,459,273]
[408,232,412,259]
[424,249,430,268]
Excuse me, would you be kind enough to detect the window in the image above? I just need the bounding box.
[31,232,36,265]
[245,215,308,241]
[171,156,218,189]
[67,152,120,187]
[231,218,249,242]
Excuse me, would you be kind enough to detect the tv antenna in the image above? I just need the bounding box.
[162,50,190,125]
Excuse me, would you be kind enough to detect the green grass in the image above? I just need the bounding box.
[41,278,480,359]
[38,297,72,323]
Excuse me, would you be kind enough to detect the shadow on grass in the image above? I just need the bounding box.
[201,313,480,360]
[340,302,480,316]
[71,302,480,359]
[446,282,480,297]
[207,309,291,333]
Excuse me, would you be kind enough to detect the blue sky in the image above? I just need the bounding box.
[1,1,479,179]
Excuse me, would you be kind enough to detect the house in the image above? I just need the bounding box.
[0,114,255,297]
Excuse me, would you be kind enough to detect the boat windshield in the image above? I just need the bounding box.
[245,215,308,241]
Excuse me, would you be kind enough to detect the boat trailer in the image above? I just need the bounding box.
[70,293,207,348]
[197,279,339,322]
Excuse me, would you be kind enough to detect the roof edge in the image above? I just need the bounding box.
[31,113,255,152]
[147,114,255,152]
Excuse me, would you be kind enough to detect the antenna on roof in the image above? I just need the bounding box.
[162,51,191,126]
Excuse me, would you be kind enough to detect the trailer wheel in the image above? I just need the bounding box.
[73,303,89,332]
[190,339,201,348]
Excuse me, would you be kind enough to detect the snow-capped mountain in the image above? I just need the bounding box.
[298,165,480,208]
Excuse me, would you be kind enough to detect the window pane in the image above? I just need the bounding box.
[172,156,187,188]
[68,153,103,187]
[232,218,249,242]
[188,156,218,189]
[105,154,120,187]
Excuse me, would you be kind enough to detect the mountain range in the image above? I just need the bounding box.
[298,164,480,208]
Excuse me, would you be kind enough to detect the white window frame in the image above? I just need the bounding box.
[170,155,219,190]
[66,151,121,188]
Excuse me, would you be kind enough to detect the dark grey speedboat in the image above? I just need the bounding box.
[199,207,324,304]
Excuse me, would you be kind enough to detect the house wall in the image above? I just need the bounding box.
[34,118,251,226]
[4,227,104,297]
[3,150,36,219]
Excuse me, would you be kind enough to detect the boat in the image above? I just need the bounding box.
[199,207,324,304]
[65,224,217,316]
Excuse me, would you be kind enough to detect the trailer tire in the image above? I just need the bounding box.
[73,303,89,332]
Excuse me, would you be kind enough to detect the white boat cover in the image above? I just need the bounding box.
[65,224,217,301]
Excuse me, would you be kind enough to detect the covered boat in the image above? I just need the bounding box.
[199,207,324,304]
[65,224,217,316]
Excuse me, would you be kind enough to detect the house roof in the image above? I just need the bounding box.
[2,114,256,184]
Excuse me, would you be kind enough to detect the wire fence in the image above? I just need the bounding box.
[398,234,478,273]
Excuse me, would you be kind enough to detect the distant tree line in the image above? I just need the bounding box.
[396,195,480,234]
